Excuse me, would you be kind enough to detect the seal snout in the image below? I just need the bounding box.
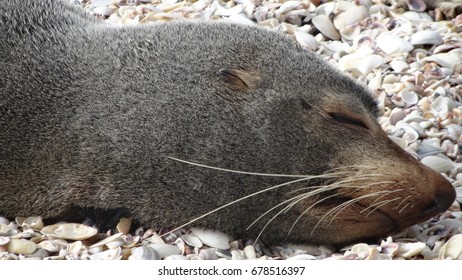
[419,174,456,220]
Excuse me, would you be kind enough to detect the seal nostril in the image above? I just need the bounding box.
[421,185,456,217]
[422,199,439,214]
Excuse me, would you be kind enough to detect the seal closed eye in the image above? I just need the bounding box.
[0,0,456,246]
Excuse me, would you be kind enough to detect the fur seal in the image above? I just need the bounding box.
[0,0,456,246]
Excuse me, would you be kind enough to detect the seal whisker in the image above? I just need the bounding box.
[360,188,405,214]
[160,176,318,237]
[393,194,413,211]
[399,202,411,213]
[364,197,403,217]
[165,156,349,178]
[309,191,391,236]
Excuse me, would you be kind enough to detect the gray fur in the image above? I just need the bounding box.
[0,0,455,246]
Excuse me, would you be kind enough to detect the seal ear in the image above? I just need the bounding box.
[218,68,261,91]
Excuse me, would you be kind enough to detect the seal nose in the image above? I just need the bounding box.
[421,178,456,218]
[420,173,456,220]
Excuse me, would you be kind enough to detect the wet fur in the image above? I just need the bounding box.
[0,0,455,246]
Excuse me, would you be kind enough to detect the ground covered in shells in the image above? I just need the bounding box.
[1,0,461,260]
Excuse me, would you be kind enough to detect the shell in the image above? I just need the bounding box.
[390,60,409,72]
[231,250,245,260]
[333,6,368,31]
[400,90,418,106]
[130,246,160,260]
[406,0,427,11]
[148,243,182,258]
[21,216,44,230]
[164,254,188,260]
[274,1,300,17]
[89,233,125,249]
[90,247,122,260]
[182,234,203,248]
[190,228,230,250]
[397,242,426,258]
[311,15,340,40]
[67,241,83,255]
[6,239,37,255]
[430,96,450,119]
[116,217,132,235]
[216,248,232,259]
[93,6,114,16]
[438,234,462,260]
[410,31,443,45]
[416,144,444,158]
[243,244,257,259]
[421,155,454,173]
[40,223,97,241]
[422,50,462,70]
[0,217,9,225]
[0,224,10,235]
[198,248,219,260]
[37,240,61,252]
[287,254,317,260]
[0,236,10,246]
[293,31,318,51]
[357,55,384,75]
[376,33,413,54]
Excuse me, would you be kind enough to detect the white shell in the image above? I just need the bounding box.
[438,234,462,260]
[400,90,418,106]
[40,223,97,241]
[0,224,10,235]
[421,155,454,173]
[274,1,300,17]
[287,254,317,260]
[397,242,426,258]
[190,228,230,250]
[21,216,44,230]
[6,239,37,255]
[0,217,9,225]
[357,55,384,74]
[0,236,10,246]
[376,33,413,54]
[293,31,318,51]
[311,15,340,40]
[148,243,182,258]
[231,250,245,260]
[37,240,61,252]
[182,234,203,248]
[422,50,462,70]
[164,254,188,260]
[130,246,160,260]
[90,247,122,260]
[89,233,124,249]
[389,60,409,72]
[333,6,368,30]
[243,244,257,259]
[93,6,114,16]
[67,241,83,255]
[410,30,443,45]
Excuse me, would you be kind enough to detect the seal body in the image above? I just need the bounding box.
[0,0,456,246]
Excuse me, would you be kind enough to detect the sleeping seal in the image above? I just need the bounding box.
[0,0,456,246]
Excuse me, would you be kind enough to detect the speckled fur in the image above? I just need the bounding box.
[0,0,455,246]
